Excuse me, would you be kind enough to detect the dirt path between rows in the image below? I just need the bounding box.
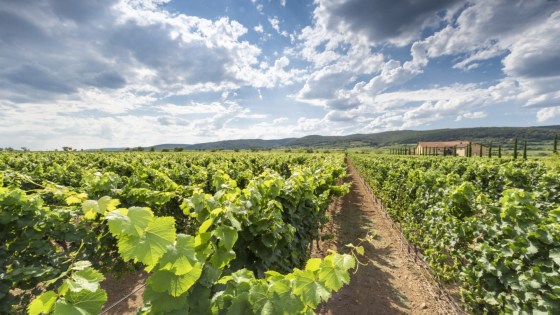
[102,161,459,314]
[314,162,458,315]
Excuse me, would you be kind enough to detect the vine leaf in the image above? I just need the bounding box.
[106,207,153,237]
[147,266,202,297]
[158,234,199,275]
[292,269,330,307]
[214,226,238,251]
[66,268,105,293]
[27,291,57,315]
[550,249,560,266]
[53,289,107,315]
[318,255,351,291]
[117,216,176,267]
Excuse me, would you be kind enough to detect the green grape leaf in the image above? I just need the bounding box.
[526,242,539,255]
[318,256,351,291]
[117,216,176,267]
[53,288,107,315]
[232,269,256,283]
[66,193,87,205]
[81,200,99,220]
[28,291,57,315]
[186,284,212,314]
[267,279,305,314]
[214,226,238,251]
[66,268,105,293]
[143,285,189,314]
[106,207,153,237]
[97,196,120,215]
[293,269,330,307]
[147,266,202,297]
[248,282,269,314]
[550,249,560,266]
[71,261,92,271]
[210,248,236,269]
[305,258,322,272]
[355,246,365,256]
[332,254,355,271]
[158,234,198,275]
[105,209,129,235]
[227,291,251,315]
[199,218,214,233]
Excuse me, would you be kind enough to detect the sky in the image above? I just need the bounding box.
[1,0,559,150]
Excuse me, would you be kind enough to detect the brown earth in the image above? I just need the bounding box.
[100,271,146,314]
[314,162,460,315]
[101,161,460,315]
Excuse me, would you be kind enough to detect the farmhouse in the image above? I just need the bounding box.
[415,141,487,156]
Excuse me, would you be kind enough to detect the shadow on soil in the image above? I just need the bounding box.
[316,167,409,315]
[101,271,147,314]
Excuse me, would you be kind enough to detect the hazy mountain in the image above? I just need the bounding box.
[99,125,560,151]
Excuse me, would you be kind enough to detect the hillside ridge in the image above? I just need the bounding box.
[100,125,560,150]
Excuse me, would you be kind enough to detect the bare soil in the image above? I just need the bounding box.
[101,161,459,314]
[314,162,458,315]
[100,271,147,314]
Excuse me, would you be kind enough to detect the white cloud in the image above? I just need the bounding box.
[1,0,559,150]
[503,11,560,79]
[157,102,227,115]
[293,0,560,128]
[537,107,560,122]
[415,0,560,72]
[463,111,487,119]
[268,17,288,37]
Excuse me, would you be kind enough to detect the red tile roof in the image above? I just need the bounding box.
[417,141,469,148]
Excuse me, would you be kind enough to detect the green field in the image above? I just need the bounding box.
[351,153,560,314]
[1,151,356,314]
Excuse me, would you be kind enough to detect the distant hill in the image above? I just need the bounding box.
[100,125,560,151]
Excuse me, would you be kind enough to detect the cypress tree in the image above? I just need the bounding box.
[453,145,457,156]
[488,143,492,158]
[479,143,483,157]
[513,138,518,159]
[498,145,502,158]
[523,140,527,160]
[554,135,558,154]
